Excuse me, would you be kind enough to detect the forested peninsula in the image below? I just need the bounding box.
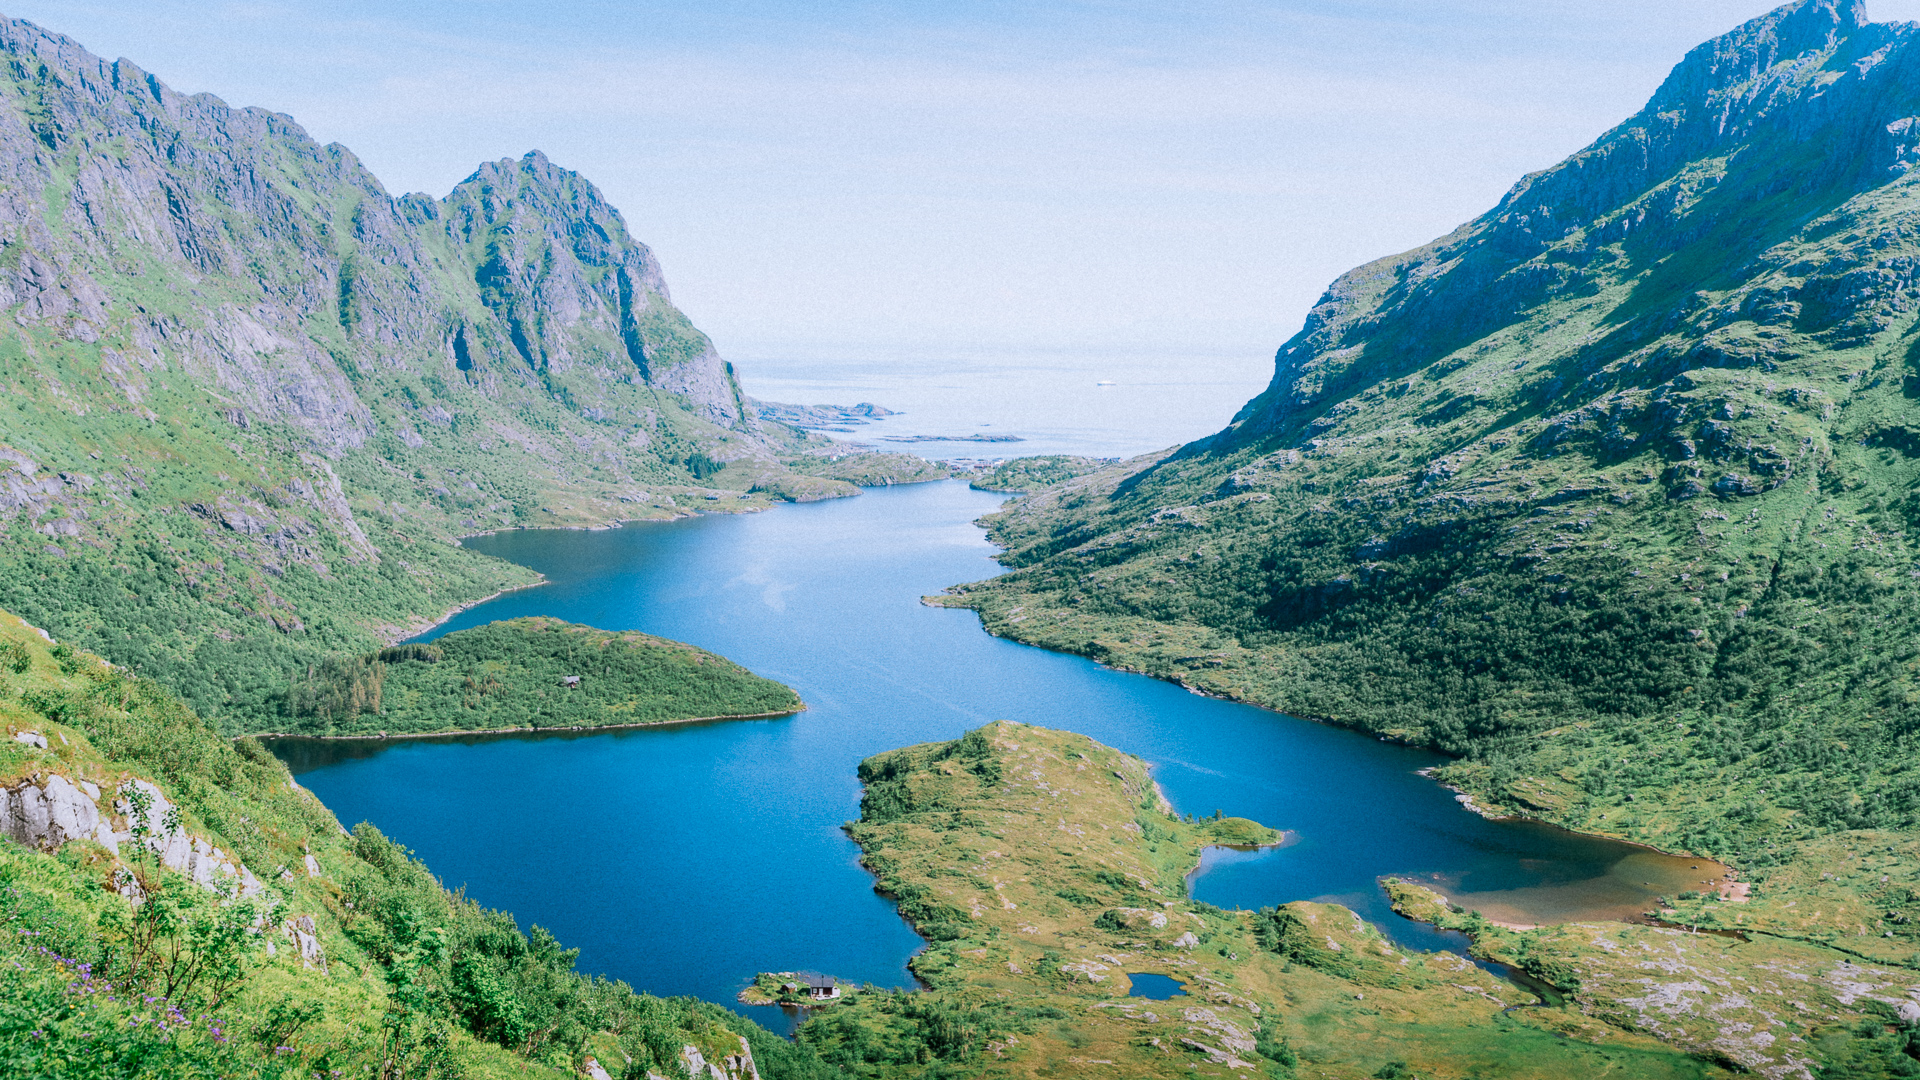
[272,618,803,739]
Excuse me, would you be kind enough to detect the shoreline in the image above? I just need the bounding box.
[243,707,806,743]
[387,579,552,645]
[960,601,1733,872]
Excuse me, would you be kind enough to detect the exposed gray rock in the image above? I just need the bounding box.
[0,774,116,851]
[280,914,326,972]
[113,778,264,897]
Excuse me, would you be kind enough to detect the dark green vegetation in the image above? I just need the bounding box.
[942,0,1920,867]
[0,16,893,735]
[279,616,803,737]
[0,612,842,1079]
[967,456,1112,494]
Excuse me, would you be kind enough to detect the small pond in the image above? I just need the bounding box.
[1125,973,1189,1001]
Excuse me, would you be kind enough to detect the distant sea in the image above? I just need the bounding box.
[733,346,1275,459]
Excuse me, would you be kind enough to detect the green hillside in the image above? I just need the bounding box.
[275,617,804,737]
[941,0,1920,866]
[0,611,842,1079]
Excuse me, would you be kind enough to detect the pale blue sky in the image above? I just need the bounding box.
[14,1,1919,365]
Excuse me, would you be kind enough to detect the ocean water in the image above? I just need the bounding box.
[269,483,1718,1026]
[734,346,1275,459]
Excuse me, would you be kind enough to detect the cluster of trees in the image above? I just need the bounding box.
[281,617,802,736]
[796,991,1065,1077]
[339,823,836,1079]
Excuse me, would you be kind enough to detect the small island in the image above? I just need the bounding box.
[739,971,857,1007]
[967,454,1114,493]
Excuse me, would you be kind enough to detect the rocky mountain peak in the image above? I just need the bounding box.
[1660,0,1867,90]
[1214,0,1920,448]
[1639,0,1871,134]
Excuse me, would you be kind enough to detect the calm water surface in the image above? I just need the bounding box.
[269,481,1713,1022]
[1125,973,1188,1001]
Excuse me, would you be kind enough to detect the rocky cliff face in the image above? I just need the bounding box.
[0,18,745,446]
[954,0,1920,851]
[0,17,805,723]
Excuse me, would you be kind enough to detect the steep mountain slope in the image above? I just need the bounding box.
[0,611,843,1080]
[0,17,851,728]
[946,0,1920,860]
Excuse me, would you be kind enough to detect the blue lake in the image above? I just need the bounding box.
[267,480,1715,1024]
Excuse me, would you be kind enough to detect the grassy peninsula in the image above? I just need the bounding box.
[968,457,1113,494]
[275,617,803,738]
[0,610,842,1080]
[796,722,1920,1078]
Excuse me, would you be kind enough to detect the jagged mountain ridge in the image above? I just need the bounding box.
[0,16,817,725]
[951,0,1920,854]
[1219,0,1911,452]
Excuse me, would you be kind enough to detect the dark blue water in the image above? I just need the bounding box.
[269,480,1709,1021]
[1125,973,1188,1000]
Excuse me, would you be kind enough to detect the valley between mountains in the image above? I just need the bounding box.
[9,1,1920,1079]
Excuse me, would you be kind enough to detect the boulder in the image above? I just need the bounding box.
[0,774,116,851]
[1101,906,1169,930]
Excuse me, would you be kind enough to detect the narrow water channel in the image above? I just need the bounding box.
[268,480,1714,1021]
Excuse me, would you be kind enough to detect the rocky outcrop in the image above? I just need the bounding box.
[0,773,116,851]
[113,778,265,898]
[657,1037,760,1080]
[0,768,264,903]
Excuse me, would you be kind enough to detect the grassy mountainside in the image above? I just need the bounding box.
[276,616,803,738]
[968,457,1113,494]
[0,15,916,733]
[940,0,1920,864]
[0,609,844,1079]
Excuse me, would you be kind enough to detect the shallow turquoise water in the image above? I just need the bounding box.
[268,480,1709,1022]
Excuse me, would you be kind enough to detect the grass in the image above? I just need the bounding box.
[809,721,1739,1079]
